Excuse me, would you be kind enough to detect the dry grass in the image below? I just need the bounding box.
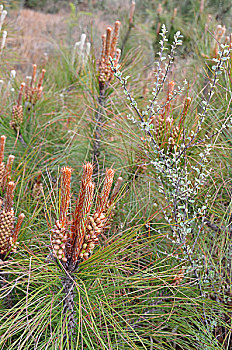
[5,8,125,72]
[7,9,67,69]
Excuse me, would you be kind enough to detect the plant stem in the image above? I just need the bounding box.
[62,274,76,350]
[92,90,105,176]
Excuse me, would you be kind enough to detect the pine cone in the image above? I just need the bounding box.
[168,125,180,148]
[99,61,111,86]
[152,114,180,150]
[0,209,14,255]
[51,220,68,262]
[10,105,23,130]
[9,236,18,253]
[0,162,5,185]
[32,182,43,199]
[80,213,106,260]
[153,114,170,139]
[26,87,41,105]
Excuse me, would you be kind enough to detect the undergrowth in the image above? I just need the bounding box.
[0,1,232,349]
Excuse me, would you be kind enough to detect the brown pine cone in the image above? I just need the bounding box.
[51,220,68,262]
[0,209,14,255]
[10,105,23,130]
[0,162,5,185]
[80,212,106,259]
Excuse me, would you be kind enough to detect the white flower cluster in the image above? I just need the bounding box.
[72,33,91,67]
[111,26,232,262]
[0,5,15,100]
[151,144,211,254]
[147,25,183,117]
[0,5,7,54]
[0,69,16,99]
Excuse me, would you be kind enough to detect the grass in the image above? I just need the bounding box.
[0,1,232,349]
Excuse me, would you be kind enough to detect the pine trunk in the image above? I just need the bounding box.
[92,91,105,176]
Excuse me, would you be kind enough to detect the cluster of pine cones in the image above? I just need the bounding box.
[10,64,46,131]
[150,81,180,151]
[0,135,24,259]
[98,21,121,91]
[49,164,122,270]
[151,113,180,150]
[25,64,46,105]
